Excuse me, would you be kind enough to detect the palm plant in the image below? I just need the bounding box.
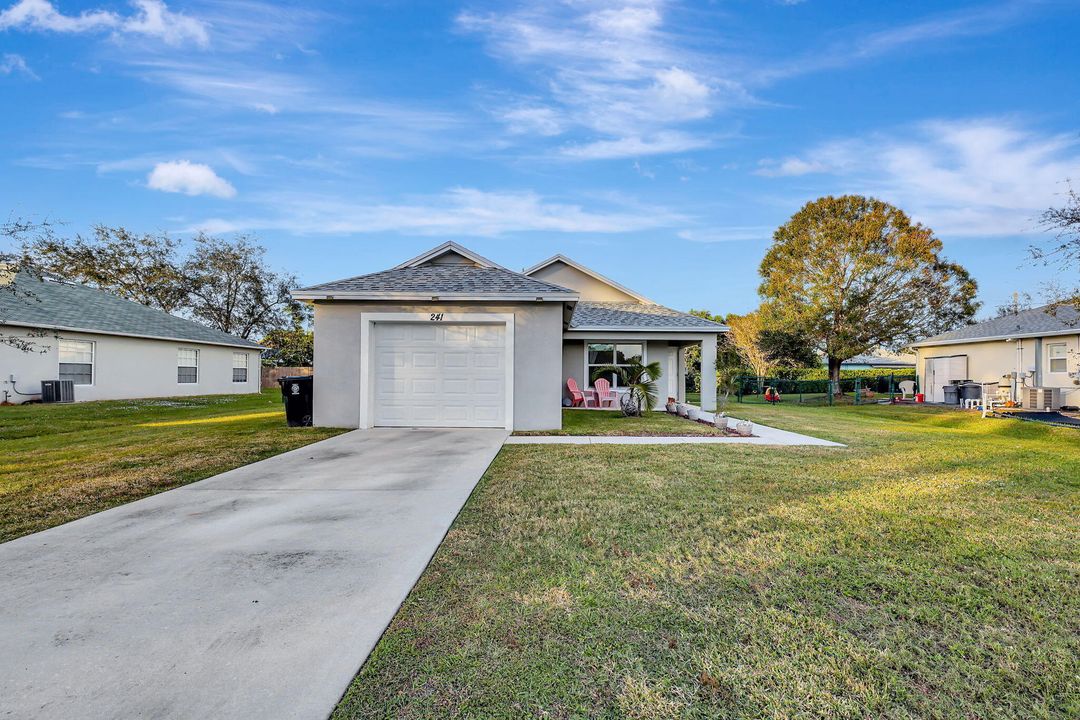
[591,359,662,417]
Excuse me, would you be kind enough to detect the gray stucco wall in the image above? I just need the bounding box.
[0,325,260,403]
[311,301,564,431]
[561,340,583,402]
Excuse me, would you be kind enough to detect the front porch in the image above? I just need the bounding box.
[559,334,718,412]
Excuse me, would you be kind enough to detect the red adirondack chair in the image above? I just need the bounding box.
[593,377,616,408]
[567,378,594,407]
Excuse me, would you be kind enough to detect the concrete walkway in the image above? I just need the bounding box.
[507,415,844,447]
[0,427,506,720]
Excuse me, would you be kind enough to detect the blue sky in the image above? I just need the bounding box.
[2,0,1079,317]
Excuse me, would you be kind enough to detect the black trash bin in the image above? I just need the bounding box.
[942,384,960,405]
[278,375,313,427]
[958,382,982,403]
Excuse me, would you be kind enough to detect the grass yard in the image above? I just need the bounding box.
[0,390,343,542]
[515,408,729,436]
[336,403,1080,719]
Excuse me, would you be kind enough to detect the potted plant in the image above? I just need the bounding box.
[665,397,677,413]
[735,419,753,436]
[591,359,662,418]
[677,402,689,417]
[687,406,701,421]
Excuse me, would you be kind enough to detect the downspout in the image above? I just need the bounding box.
[1014,339,1023,403]
[1033,338,1043,388]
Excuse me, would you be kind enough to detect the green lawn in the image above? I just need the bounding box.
[336,403,1079,719]
[515,408,729,436]
[0,390,343,542]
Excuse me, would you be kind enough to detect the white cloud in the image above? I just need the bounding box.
[0,0,116,33]
[756,1,1032,83]
[190,187,686,237]
[458,1,743,158]
[147,160,236,198]
[0,52,37,79]
[497,105,563,136]
[122,0,209,47]
[0,0,209,47]
[758,118,1080,236]
[678,226,773,243]
[561,131,713,160]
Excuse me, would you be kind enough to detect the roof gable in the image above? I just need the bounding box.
[393,241,504,270]
[523,255,651,304]
[296,242,577,301]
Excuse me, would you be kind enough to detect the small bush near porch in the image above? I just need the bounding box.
[336,403,1079,719]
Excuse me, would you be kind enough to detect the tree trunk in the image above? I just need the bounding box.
[828,356,843,396]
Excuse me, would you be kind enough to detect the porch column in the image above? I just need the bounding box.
[700,334,717,411]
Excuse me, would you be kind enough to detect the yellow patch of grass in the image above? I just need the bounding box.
[137,410,282,427]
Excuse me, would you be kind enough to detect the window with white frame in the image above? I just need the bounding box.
[587,343,643,386]
[232,352,248,383]
[59,339,94,385]
[178,348,199,383]
[1048,343,1068,373]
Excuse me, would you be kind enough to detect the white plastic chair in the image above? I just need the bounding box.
[898,380,916,400]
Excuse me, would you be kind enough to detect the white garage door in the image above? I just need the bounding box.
[373,323,506,428]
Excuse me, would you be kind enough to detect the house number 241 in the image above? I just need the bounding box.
[429,313,444,321]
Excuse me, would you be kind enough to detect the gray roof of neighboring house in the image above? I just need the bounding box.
[569,301,726,331]
[913,304,1080,346]
[0,274,261,348]
[842,354,916,367]
[295,264,577,298]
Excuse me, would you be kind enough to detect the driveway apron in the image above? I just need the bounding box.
[0,427,506,719]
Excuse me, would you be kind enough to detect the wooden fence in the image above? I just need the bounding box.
[261,366,313,389]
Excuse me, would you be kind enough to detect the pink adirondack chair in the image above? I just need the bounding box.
[566,378,594,407]
[593,377,616,408]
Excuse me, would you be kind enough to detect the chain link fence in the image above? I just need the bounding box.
[733,374,918,406]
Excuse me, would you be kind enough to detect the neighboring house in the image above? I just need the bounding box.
[1,274,262,403]
[912,305,1080,405]
[293,242,726,430]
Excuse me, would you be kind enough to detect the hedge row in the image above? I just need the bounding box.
[789,367,916,381]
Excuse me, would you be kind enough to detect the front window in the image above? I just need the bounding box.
[178,348,199,384]
[59,339,94,385]
[587,343,643,387]
[1048,343,1067,373]
[232,352,248,383]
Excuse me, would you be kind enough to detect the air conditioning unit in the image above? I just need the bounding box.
[41,379,75,403]
[1025,387,1062,411]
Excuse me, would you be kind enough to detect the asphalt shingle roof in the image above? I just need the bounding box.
[298,264,576,296]
[569,301,725,330]
[0,275,261,348]
[916,304,1080,345]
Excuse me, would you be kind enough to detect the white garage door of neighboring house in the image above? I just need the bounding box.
[373,323,506,428]
[926,355,968,403]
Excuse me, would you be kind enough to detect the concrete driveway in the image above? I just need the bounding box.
[0,427,506,719]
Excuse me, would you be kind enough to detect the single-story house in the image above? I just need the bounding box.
[912,305,1080,406]
[1,273,262,403]
[293,242,726,430]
